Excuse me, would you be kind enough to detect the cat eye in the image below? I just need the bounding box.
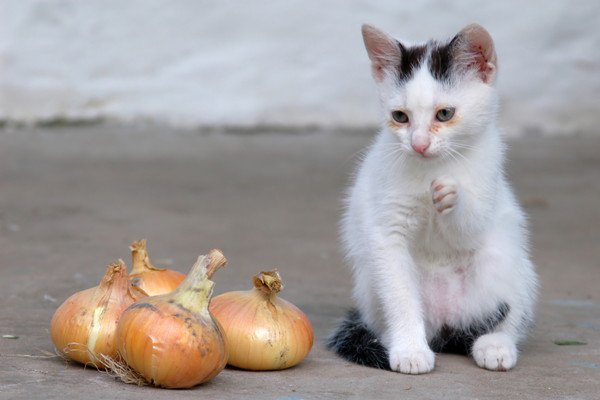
[391,110,409,124]
[435,107,455,122]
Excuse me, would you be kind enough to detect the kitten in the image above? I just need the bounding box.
[328,24,538,374]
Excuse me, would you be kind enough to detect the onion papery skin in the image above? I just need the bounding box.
[50,261,145,368]
[129,269,185,297]
[116,299,227,388]
[129,240,185,296]
[116,251,228,389]
[210,289,314,370]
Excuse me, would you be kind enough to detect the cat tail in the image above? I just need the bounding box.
[327,308,391,370]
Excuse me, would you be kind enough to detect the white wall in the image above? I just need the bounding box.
[1,0,599,135]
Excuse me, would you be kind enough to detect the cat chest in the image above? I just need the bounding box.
[419,262,473,326]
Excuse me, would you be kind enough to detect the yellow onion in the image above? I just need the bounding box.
[115,249,228,388]
[209,270,314,370]
[50,260,146,368]
[128,239,185,296]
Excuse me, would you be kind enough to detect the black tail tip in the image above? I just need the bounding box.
[327,308,391,370]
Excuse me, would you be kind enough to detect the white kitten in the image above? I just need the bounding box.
[328,24,538,374]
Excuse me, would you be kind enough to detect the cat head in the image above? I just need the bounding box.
[362,24,499,159]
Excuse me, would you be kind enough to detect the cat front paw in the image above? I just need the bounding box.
[472,332,518,371]
[389,345,435,374]
[431,176,459,215]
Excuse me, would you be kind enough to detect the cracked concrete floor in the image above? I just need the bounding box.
[0,126,599,399]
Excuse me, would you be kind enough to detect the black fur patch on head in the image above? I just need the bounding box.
[327,309,391,370]
[428,37,459,83]
[395,38,461,84]
[397,43,427,83]
[429,302,510,354]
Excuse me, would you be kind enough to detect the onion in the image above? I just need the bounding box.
[128,239,185,296]
[209,270,313,370]
[50,260,147,368]
[114,249,228,388]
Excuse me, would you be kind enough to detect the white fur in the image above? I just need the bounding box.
[342,31,538,374]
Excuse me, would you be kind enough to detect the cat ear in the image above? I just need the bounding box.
[361,24,402,81]
[452,24,497,83]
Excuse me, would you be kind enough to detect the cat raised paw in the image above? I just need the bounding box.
[389,346,435,374]
[472,332,518,371]
[431,176,459,214]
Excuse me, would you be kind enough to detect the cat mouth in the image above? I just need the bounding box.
[412,150,436,159]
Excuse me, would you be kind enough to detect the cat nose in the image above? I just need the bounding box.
[411,137,430,155]
[412,142,429,155]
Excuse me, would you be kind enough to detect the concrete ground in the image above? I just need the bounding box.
[0,126,599,400]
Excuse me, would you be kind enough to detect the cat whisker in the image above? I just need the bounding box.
[452,144,479,152]
[380,146,407,165]
[445,141,471,157]
[379,144,408,169]
[391,151,408,171]
[343,147,371,167]
[444,148,460,165]
[444,147,474,172]
[450,140,480,151]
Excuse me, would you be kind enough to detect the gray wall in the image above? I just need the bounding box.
[1,0,599,135]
